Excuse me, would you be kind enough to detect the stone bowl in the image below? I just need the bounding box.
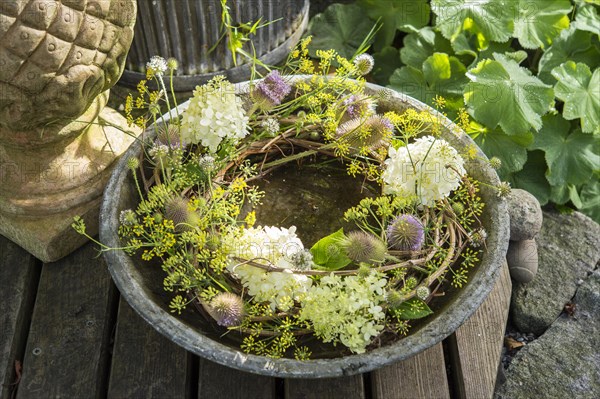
[100,80,510,378]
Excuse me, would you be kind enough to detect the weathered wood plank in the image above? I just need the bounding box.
[107,298,190,398]
[0,237,39,399]
[285,375,365,399]
[371,343,450,399]
[198,359,276,399]
[16,243,117,399]
[449,261,512,399]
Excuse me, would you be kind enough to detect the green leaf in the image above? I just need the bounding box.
[551,61,600,134]
[579,179,600,223]
[507,150,551,206]
[395,298,433,320]
[513,0,572,49]
[389,53,468,113]
[472,126,534,177]
[358,0,430,50]
[464,53,554,135]
[531,115,600,186]
[372,46,402,84]
[306,3,375,59]
[310,228,351,271]
[451,33,512,67]
[431,0,516,47]
[538,26,600,85]
[400,27,453,69]
[573,3,600,36]
[550,184,581,206]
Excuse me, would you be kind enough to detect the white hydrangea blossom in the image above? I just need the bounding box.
[382,136,466,206]
[226,226,312,310]
[299,273,388,354]
[180,76,249,153]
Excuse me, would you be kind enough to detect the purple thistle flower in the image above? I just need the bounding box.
[254,70,292,108]
[387,214,425,251]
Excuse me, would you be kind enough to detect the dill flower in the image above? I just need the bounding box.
[146,56,168,76]
[382,136,466,206]
[342,231,387,263]
[252,70,292,109]
[226,226,312,310]
[353,53,374,76]
[180,76,249,152]
[207,292,245,327]
[336,115,394,151]
[386,214,425,251]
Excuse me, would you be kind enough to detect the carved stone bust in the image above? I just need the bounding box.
[0,0,139,262]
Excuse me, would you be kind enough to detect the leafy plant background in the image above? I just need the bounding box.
[307,0,600,222]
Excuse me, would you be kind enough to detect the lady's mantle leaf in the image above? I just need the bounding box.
[472,125,533,178]
[431,0,516,46]
[389,53,467,112]
[573,3,600,36]
[358,0,430,50]
[400,27,453,69]
[395,298,433,320]
[310,228,351,271]
[464,53,554,135]
[579,180,600,224]
[531,115,600,186]
[513,0,572,49]
[551,61,600,134]
[538,27,600,85]
[372,46,402,85]
[507,150,551,206]
[306,3,374,59]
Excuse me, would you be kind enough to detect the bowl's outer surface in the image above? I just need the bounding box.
[100,80,510,378]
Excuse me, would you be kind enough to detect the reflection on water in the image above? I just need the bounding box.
[252,163,378,246]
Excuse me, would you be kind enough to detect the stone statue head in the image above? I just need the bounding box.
[0,0,136,132]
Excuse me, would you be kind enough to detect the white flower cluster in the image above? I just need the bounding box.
[382,136,466,206]
[299,273,388,354]
[180,76,249,153]
[226,226,312,310]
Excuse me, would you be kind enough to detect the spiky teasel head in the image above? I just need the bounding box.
[386,214,425,251]
[342,231,387,263]
[339,94,376,122]
[157,124,182,148]
[207,292,245,327]
[336,115,393,151]
[165,196,193,231]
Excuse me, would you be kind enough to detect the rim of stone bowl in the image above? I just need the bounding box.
[100,79,509,378]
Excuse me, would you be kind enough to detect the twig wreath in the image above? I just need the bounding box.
[75,38,507,359]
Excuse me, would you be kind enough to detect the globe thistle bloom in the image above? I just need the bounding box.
[382,136,466,206]
[126,157,139,170]
[354,53,374,75]
[291,249,314,271]
[166,57,179,71]
[386,214,425,251]
[252,70,292,109]
[496,181,511,198]
[416,286,430,301]
[207,292,245,327]
[198,155,216,173]
[180,76,249,153]
[337,115,394,151]
[342,231,387,263]
[146,56,168,76]
[470,228,487,247]
[489,156,502,170]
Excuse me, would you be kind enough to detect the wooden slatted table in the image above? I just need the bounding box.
[0,236,511,399]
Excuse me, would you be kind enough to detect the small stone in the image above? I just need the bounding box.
[507,189,543,241]
[507,239,538,283]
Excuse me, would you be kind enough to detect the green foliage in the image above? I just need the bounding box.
[306,0,600,221]
[393,298,433,320]
[310,228,352,270]
[464,54,554,135]
[305,3,374,58]
[551,61,600,134]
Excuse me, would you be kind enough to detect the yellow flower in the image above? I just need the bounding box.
[245,211,256,227]
[230,177,247,192]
